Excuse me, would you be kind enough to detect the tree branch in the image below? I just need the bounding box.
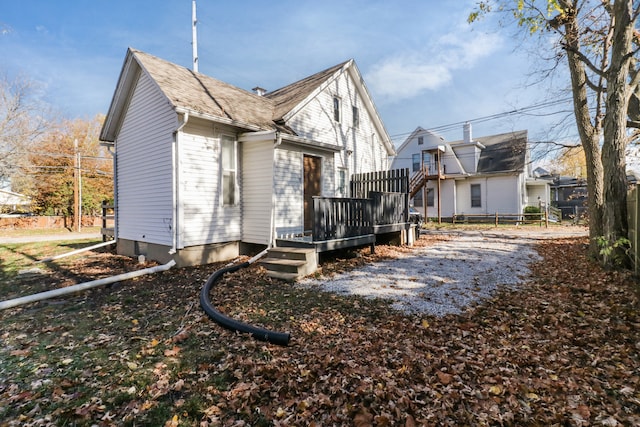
[560,42,607,79]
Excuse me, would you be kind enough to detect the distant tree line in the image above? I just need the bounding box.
[0,74,113,216]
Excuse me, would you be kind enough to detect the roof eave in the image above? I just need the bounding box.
[174,107,268,132]
[100,48,140,142]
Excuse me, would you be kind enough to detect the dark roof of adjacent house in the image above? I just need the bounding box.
[477,131,527,173]
[450,130,528,174]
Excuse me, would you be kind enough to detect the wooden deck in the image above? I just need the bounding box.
[277,188,413,254]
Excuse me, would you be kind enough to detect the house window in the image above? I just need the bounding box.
[471,183,481,208]
[352,106,359,128]
[412,153,421,172]
[418,136,424,145]
[413,190,423,207]
[221,135,237,206]
[333,96,341,122]
[422,152,431,174]
[337,168,347,196]
[426,188,434,207]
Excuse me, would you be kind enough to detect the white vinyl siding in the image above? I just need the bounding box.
[457,177,520,214]
[273,148,303,237]
[116,72,177,245]
[286,70,388,181]
[180,121,241,246]
[485,176,520,213]
[242,139,273,244]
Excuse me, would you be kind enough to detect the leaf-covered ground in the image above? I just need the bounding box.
[0,232,639,426]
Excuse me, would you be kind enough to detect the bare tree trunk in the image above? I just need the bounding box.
[601,0,635,263]
[564,14,604,256]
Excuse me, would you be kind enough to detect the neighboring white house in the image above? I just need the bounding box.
[0,189,31,213]
[391,124,550,220]
[100,48,395,266]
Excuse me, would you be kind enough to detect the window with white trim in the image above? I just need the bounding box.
[352,106,359,128]
[426,188,435,207]
[412,153,420,172]
[221,135,237,206]
[337,168,347,197]
[333,96,341,122]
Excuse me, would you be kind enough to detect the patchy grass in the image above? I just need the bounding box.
[0,233,638,426]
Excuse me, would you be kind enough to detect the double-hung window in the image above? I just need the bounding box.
[221,135,237,206]
[470,183,481,208]
[426,188,435,207]
[333,97,341,122]
[352,106,359,128]
[412,153,421,172]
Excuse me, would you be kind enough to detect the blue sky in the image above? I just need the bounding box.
[1,0,576,148]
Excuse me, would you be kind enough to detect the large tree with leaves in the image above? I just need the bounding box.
[28,116,112,217]
[471,0,640,265]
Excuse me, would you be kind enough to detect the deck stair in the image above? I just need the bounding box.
[259,247,317,281]
[409,169,426,198]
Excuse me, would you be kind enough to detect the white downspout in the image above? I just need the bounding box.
[0,260,176,311]
[171,112,189,254]
[269,132,282,247]
[107,145,118,241]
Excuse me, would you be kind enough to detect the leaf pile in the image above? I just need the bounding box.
[1,234,638,426]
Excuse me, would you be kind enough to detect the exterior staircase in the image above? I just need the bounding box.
[259,247,318,281]
[409,169,426,198]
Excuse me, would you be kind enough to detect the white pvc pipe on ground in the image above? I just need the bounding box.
[38,240,116,263]
[0,260,176,311]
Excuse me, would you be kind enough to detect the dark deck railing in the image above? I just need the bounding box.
[371,191,408,226]
[312,192,409,241]
[312,197,373,241]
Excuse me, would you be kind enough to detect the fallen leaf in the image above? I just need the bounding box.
[164,346,181,357]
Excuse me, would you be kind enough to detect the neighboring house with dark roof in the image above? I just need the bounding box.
[100,48,395,266]
[391,124,550,220]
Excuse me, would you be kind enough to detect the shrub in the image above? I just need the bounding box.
[524,205,542,220]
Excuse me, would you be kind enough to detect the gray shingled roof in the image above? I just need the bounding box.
[133,50,353,133]
[265,61,350,121]
[133,49,276,131]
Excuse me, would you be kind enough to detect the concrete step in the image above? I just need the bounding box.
[260,257,307,274]
[265,247,315,261]
[260,246,318,281]
[264,270,301,282]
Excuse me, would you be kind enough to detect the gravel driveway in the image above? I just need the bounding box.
[298,227,588,317]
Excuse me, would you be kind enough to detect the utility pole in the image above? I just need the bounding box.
[192,0,198,72]
[73,139,81,232]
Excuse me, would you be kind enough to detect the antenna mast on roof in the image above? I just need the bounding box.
[191,0,198,72]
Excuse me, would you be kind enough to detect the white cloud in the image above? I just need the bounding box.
[366,30,503,103]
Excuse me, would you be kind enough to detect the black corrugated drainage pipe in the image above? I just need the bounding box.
[199,261,291,346]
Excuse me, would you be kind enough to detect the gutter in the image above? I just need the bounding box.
[269,132,282,247]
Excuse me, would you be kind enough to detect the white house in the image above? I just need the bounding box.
[391,124,550,220]
[100,49,395,266]
[0,189,31,213]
